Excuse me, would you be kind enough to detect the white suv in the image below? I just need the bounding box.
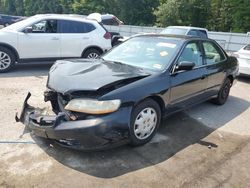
[0,14,112,73]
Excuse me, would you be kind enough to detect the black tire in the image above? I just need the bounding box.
[212,78,231,105]
[82,49,101,59]
[0,46,15,73]
[129,99,161,146]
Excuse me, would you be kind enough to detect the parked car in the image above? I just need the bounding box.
[161,26,208,39]
[0,14,24,27]
[0,14,112,73]
[117,26,209,47]
[16,34,238,150]
[87,13,124,46]
[234,44,250,76]
[87,13,123,26]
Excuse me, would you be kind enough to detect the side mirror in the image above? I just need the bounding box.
[175,61,195,72]
[23,26,33,33]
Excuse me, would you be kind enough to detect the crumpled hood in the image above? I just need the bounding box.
[47,59,150,94]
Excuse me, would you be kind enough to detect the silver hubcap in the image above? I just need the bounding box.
[87,52,99,59]
[134,107,157,140]
[0,51,11,70]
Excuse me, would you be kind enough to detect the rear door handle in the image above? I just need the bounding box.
[51,37,59,40]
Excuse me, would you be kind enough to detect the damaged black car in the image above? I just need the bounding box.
[16,34,238,150]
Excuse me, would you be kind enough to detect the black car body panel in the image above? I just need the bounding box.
[47,59,150,94]
[17,92,132,150]
[16,34,239,150]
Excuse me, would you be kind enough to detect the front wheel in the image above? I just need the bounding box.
[129,99,161,146]
[212,78,231,105]
[0,47,15,73]
[82,49,101,59]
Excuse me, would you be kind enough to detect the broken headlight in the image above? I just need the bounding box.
[64,99,121,115]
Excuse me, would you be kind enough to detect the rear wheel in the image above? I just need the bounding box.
[82,49,101,59]
[212,78,231,105]
[129,99,161,146]
[0,47,15,73]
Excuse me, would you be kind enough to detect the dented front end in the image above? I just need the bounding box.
[16,59,151,150]
[16,92,132,150]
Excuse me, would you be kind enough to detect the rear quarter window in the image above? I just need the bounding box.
[85,23,96,32]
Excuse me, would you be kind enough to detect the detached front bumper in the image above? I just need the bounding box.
[16,93,131,150]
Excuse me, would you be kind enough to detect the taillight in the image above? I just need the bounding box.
[104,32,111,39]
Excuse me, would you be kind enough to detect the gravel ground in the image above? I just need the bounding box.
[0,63,250,188]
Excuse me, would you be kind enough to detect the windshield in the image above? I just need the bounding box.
[102,37,181,71]
[161,28,187,35]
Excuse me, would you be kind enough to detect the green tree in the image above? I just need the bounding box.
[15,0,24,15]
[188,0,210,27]
[60,0,74,14]
[231,0,250,32]
[155,0,210,27]
[154,0,181,27]
[0,0,5,14]
[209,0,233,32]
[25,0,63,16]
[117,0,159,26]
[72,0,106,15]
[5,0,16,15]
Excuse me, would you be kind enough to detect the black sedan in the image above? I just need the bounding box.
[16,34,239,150]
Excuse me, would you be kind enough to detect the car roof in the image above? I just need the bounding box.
[1,14,99,31]
[166,26,208,31]
[32,14,97,23]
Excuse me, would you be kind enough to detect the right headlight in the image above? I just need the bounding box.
[64,99,121,115]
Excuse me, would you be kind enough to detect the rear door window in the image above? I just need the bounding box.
[202,42,225,65]
[59,20,95,33]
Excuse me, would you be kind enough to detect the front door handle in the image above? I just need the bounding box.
[51,37,59,40]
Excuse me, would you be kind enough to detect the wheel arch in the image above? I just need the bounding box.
[133,95,166,116]
[0,43,19,61]
[81,46,104,57]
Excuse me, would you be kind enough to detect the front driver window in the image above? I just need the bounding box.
[31,20,57,33]
[178,42,203,67]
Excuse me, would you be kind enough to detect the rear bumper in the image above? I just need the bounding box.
[16,93,131,150]
[238,58,250,76]
[239,66,250,76]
